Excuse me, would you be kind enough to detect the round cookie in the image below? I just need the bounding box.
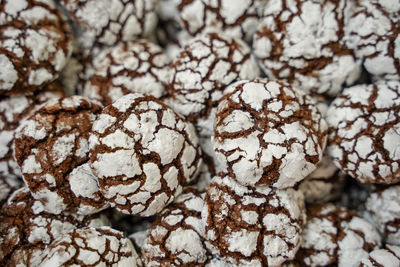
[360,245,400,267]
[344,0,400,80]
[296,203,382,267]
[298,154,346,204]
[39,226,142,266]
[13,96,108,215]
[0,81,65,178]
[0,187,110,266]
[0,0,73,95]
[366,185,400,246]
[89,93,202,216]
[166,32,261,137]
[253,0,361,97]
[326,80,400,184]
[178,0,267,42]
[142,188,209,266]
[84,40,171,106]
[202,174,306,266]
[59,0,158,49]
[213,79,327,189]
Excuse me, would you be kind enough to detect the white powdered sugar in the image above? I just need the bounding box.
[13,96,107,215]
[298,203,382,267]
[327,80,400,184]
[166,32,260,137]
[366,185,400,245]
[213,79,327,189]
[359,245,400,267]
[178,0,267,42]
[0,0,72,94]
[84,40,171,105]
[142,190,208,266]
[40,227,142,267]
[202,174,306,266]
[344,0,400,80]
[89,93,202,216]
[253,0,361,96]
[60,0,158,50]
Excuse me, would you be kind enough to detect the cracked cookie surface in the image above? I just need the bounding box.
[142,188,209,266]
[0,0,73,95]
[84,40,171,106]
[13,96,108,215]
[253,0,361,97]
[0,81,65,178]
[344,0,400,80]
[59,0,158,49]
[326,80,400,184]
[296,203,382,267]
[40,226,142,266]
[0,187,109,266]
[166,32,260,137]
[213,78,327,188]
[202,174,306,266]
[89,93,202,216]
[178,0,267,42]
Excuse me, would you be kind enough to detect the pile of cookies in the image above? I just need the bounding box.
[0,0,399,266]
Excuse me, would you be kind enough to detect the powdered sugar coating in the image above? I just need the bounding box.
[89,93,202,216]
[0,187,110,266]
[0,82,65,178]
[40,227,142,266]
[366,185,400,246]
[178,0,267,42]
[0,0,73,95]
[344,0,400,80]
[202,174,306,266]
[326,80,400,184]
[298,154,346,204]
[253,0,361,97]
[59,0,158,50]
[360,245,400,267]
[13,96,108,215]
[142,189,209,266]
[213,79,327,189]
[84,40,171,106]
[296,203,382,267]
[0,175,23,207]
[166,32,261,137]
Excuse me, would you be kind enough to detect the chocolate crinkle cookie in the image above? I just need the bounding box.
[0,81,65,178]
[360,245,400,267]
[142,188,209,266]
[213,79,327,188]
[326,80,400,184]
[89,93,202,216]
[0,187,110,266]
[253,0,361,97]
[177,0,267,42]
[295,203,382,267]
[0,0,73,95]
[84,40,171,106]
[39,226,142,266]
[344,0,400,80]
[166,32,260,137]
[366,185,400,246]
[202,174,306,266]
[13,96,109,215]
[298,154,346,204]
[59,0,158,49]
